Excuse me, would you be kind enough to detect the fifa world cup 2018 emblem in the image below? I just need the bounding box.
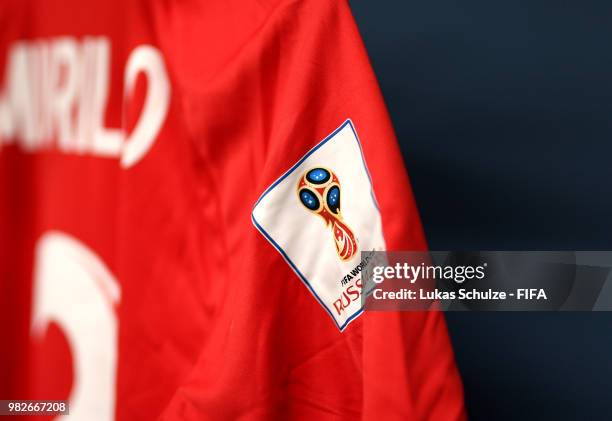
[297,168,358,261]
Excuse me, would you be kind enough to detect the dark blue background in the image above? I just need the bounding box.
[350,1,612,419]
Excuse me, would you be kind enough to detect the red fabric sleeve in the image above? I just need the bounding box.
[161,0,466,419]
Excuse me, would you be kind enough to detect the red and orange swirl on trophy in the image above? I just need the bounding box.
[297,168,358,261]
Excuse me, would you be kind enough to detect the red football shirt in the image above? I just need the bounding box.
[0,0,465,419]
